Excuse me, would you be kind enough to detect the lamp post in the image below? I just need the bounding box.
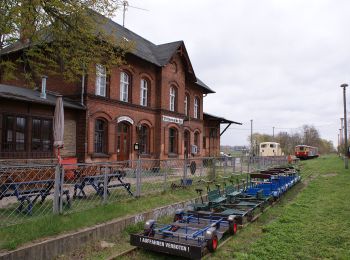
[340,83,348,169]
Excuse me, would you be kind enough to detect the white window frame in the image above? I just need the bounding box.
[170,86,176,111]
[194,97,199,119]
[95,64,106,97]
[140,79,148,106]
[120,72,129,102]
[184,95,188,116]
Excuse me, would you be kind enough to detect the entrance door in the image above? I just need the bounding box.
[184,130,190,158]
[117,122,131,161]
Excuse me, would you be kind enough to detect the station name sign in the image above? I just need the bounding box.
[162,115,183,125]
[140,237,189,252]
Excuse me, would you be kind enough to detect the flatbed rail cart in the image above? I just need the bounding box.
[189,186,266,224]
[130,211,238,259]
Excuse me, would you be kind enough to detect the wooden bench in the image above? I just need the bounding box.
[73,167,133,199]
[0,179,70,215]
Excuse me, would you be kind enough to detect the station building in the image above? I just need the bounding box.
[0,17,240,162]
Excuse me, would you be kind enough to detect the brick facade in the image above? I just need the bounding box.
[0,18,236,162]
[83,51,208,162]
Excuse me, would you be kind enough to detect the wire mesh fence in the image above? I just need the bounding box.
[0,164,58,226]
[0,155,291,227]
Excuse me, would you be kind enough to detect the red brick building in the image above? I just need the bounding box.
[0,18,240,162]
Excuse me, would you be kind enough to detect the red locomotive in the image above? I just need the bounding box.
[295,145,319,160]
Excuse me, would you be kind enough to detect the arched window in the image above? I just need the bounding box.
[120,72,129,102]
[194,132,200,152]
[194,97,200,119]
[95,64,106,97]
[184,94,190,116]
[169,127,178,154]
[139,124,149,154]
[170,86,176,111]
[140,79,148,106]
[95,119,107,153]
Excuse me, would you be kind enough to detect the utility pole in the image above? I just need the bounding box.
[273,126,275,140]
[340,83,348,169]
[250,119,253,156]
[338,133,340,156]
[340,118,344,146]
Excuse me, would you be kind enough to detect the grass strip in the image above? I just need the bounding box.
[0,188,198,251]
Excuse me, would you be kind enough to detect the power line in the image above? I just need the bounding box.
[226,122,338,132]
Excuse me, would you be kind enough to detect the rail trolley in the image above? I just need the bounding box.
[131,166,301,259]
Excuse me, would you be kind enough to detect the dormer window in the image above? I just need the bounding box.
[95,64,106,97]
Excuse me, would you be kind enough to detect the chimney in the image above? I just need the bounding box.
[40,76,48,99]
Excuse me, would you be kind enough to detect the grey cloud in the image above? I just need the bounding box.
[116,0,350,146]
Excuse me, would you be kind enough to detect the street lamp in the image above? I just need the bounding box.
[340,83,348,169]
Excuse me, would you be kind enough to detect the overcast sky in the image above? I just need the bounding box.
[113,0,350,146]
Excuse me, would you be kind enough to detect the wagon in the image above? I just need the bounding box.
[130,210,238,259]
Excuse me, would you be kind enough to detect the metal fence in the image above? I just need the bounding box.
[0,156,289,227]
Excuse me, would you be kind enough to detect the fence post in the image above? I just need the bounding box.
[183,158,188,181]
[103,166,108,203]
[247,156,250,173]
[59,166,65,214]
[212,158,216,180]
[232,157,236,173]
[224,156,227,175]
[53,164,60,214]
[136,159,141,197]
[163,160,168,192]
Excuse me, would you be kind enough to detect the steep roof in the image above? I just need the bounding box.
[196,78,215,93]
[1,12,214,94]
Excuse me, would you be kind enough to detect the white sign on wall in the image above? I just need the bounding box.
[117,116,134,125]
[162,115,183,125]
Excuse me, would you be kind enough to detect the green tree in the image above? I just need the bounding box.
[0,0,132,86]
[248,125,335,155]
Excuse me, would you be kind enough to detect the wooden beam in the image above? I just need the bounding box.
[220,123,231,136]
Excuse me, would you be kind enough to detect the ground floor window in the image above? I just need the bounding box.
[94,119,107,154]
[169,127,178,154]
[139,124,149,154]
[1,114,54,158]
[2,115,26,152]
[31,118,53,152]
[194,132,200,152]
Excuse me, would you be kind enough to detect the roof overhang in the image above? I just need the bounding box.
[0,84,85,110]
[204,112,242,136]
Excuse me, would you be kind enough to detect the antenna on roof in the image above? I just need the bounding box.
[118,1,149,27]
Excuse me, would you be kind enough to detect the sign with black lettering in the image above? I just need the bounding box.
[162,115,184,125]
[130,234,202,259]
